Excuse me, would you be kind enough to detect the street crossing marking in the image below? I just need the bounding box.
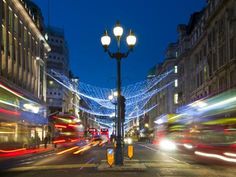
[5,164,97,172]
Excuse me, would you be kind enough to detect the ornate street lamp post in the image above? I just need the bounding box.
[101,21,137,165]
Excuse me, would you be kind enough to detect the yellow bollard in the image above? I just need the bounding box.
[128,145,134,159]
[106,148,114,167]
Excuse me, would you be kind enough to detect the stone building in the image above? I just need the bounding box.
[145,43,178,131]
[0,0,50,148]
[145,0,236,136]
[177,0,236,106]
[45,26,70,114]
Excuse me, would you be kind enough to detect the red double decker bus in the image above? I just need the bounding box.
[88,128,99,138]
[100,128,109,140]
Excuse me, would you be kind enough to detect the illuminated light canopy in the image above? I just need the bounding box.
[108,95,113,100]
[46,68,176,128]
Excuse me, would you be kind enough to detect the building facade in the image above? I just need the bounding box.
[145,0,236,140]
[144,43,178,132]
[177,0,236,106]
[0,0,50,148]
[45,26,69,114]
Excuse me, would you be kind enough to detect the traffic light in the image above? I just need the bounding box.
[120,95,126,122]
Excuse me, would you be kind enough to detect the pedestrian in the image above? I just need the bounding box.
[35,133,40,148]
[44,135,48,149]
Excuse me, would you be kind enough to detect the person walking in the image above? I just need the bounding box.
[44,135,48,148]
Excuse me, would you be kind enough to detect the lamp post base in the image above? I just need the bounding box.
[115,136,123,165]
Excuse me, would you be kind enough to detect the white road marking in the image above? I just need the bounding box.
[138,144,190,165]
[19,161,34,165]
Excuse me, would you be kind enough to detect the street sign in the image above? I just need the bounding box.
[128,145,134,159]
[106,148,114,167]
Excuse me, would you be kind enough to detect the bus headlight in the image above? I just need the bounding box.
[124,137,133,144]
[159,139,176,151]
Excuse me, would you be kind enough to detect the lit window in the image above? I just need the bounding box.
[175,79,178,87]
[174,93,178,104]
[175,52,178,57]
[174,66,178,73]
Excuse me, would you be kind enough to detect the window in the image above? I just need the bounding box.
[212,52,217,71]
[174,65,178,73]
[230,70,236,87]
[14,38,17,61]
[2,1,5,24]
[230,37,235,59]
[208,32,212,48]
[18,22,22,39]
[1,26,6,53]
[219,45,226,66]
[9,32,13,58]
[174,94,178,104]
[8,7,13,29]
[13,14,18,34]
[24,28,27,44]
[174,79,178,87]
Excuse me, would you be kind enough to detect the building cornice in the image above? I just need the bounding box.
[11,0,51,52]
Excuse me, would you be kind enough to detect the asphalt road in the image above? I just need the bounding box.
[1,142,236,177]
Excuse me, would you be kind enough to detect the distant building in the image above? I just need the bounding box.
[145,43,178,132]
[0,0,50,148]
[79,99,100,136]
[45,26,69,114]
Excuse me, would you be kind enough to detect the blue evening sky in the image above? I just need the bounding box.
[33,0,206,88]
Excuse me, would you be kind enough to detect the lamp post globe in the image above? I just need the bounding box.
[113,22,124,38]
[101,30,111,49]
[113,91,118,97]
[126,30,137,48]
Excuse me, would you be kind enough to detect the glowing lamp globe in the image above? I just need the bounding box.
[101,30,111,48]
[113,23,123,38]
[126,30,137,47]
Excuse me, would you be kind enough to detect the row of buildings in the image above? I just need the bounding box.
[0,0,97,149]
[142,0,236,137]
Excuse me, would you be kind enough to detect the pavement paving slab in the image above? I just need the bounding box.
[97,161,146,172]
